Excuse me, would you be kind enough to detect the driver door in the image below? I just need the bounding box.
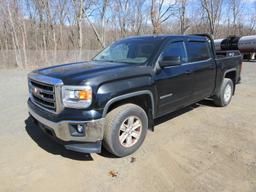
[155,40,194,117]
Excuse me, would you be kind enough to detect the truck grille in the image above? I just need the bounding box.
[29,79,56,112]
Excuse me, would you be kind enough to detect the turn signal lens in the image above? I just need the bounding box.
[78,90,92,100]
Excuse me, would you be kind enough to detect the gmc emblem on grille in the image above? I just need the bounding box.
[32,87,44,98]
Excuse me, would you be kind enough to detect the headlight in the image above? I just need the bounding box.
[62,85,92,108]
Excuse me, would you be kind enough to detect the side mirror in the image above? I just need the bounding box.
[159,56,182,67]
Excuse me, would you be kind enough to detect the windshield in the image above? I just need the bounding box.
[93,39,161,64]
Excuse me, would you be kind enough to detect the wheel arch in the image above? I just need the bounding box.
[223,68,237,94]
[102,91,155,131]
[103,91,154,117]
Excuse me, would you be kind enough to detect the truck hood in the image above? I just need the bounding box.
[36,61,152,85]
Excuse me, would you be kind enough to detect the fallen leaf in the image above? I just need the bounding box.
[130,157,136,163]
[108,170,118,177]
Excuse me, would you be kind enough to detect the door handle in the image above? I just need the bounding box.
[209,62,215,69]
[209,64,215,69]
[185,70,192,75]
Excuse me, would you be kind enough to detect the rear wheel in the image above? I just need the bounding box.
[214,78,234,107]
[103,104,148,157]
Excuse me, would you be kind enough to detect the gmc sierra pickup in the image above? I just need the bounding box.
[28,34,242,157]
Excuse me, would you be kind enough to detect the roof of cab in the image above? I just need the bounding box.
[121,34,208,41]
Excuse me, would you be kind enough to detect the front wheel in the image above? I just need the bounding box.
[214,78,234,107]
[103,104,148,157]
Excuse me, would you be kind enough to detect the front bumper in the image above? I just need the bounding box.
[28,104,105,153]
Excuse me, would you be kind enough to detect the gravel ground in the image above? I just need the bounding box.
[0,62,255,192]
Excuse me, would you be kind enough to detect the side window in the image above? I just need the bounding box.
[186,41,211,62]
[161,41,187,63]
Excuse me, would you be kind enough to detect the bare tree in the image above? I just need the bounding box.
[249,3,256,33]
[129,0,145,35]
[72,0,84,58]
[229,0,242,35]
[45,0,58,61]
[32,0,49,62]
[201,0,223,36]
[55,0,68,48]
[7,0,23,67]
[178,0,189,34]
[20,11,28,67]
[0,0,255,69]
[86,15,105,48]
[85,0,109,48]
[99,0,109,46]
[111,0,130,37]
[150,0,177,34]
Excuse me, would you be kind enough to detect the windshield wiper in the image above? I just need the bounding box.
[93,59,142,65]
[93,59,116,63]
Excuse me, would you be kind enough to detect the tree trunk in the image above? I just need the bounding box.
[78,0,83,59]
[86,15,104,48]
[7,2,22,68]
[21,19,28,67]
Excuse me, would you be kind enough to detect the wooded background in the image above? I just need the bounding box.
[1,0,255,68]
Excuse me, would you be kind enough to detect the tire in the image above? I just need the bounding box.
[103,103,148,157]
[214,78,234,107]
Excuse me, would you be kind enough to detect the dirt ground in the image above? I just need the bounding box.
[0,62,255,192]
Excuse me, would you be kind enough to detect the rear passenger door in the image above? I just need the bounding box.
[185,40,216,101]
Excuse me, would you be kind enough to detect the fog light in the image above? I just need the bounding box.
[77,124,84,133]
[69,123,86,136]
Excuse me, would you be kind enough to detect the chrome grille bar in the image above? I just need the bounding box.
[29,79,56,111]
[28,72,63,114]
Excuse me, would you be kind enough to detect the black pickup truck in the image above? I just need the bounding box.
[28,34,242,157]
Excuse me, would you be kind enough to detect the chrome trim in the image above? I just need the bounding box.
[160,93,173,99]
[28,72,63,85]
[32,91,55,103]
[29,82,55,95]
[156,58,213,70]
[32,97,56,109]
[28,105,105,142]
[182,58,212,65]
[102,90,155,118]
[28,72,64,114]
